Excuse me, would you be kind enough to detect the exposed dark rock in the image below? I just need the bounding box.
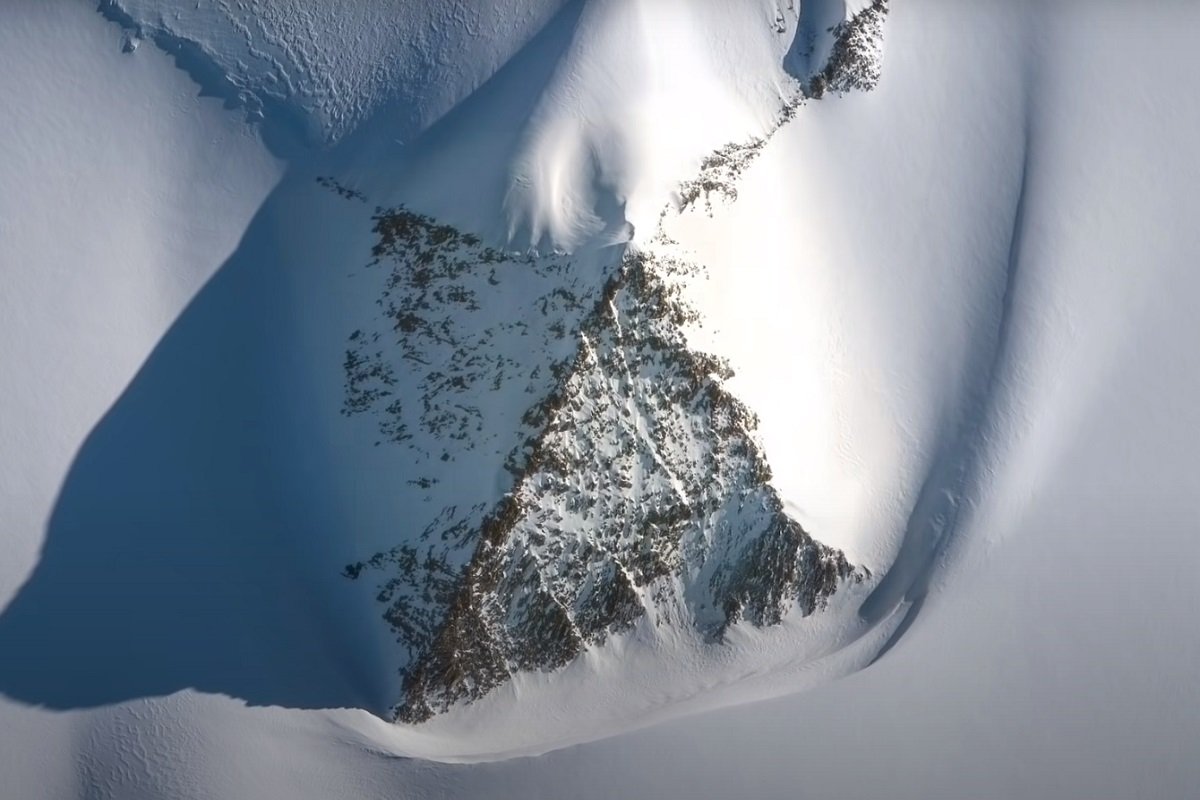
[332,38,893,716]
[807,0,889,98]
[346,236,865,721]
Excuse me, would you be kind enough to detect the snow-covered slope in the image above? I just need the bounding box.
[0,1,282,794]
[100,0,567,151]
[5,0,1200,796]
[0,0,280,598]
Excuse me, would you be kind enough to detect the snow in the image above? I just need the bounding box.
[102,0,568,150]
[0,1,282,604]
[5,0,1200,796]
[0,1,280,795]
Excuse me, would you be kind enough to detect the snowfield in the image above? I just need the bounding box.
[3,0,1200,797]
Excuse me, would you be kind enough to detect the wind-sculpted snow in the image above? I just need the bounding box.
[101,0,568,150]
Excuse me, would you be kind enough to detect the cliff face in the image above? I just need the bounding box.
[337,0,889,723]
[342,213,862,721]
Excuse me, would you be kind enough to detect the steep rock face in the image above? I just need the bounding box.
[338,2,890,723]
[336,201,605,681]
[345,231,861,722]
[807,0,889,98]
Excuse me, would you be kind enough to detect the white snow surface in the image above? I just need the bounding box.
[104,0,568,149]
[0,2,283,608]
[4,0,1200,797]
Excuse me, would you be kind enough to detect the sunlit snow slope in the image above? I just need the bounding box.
[4,0,1200,797]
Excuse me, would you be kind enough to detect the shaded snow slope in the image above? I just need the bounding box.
[0,1,280,795]
[0,1,281,608]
